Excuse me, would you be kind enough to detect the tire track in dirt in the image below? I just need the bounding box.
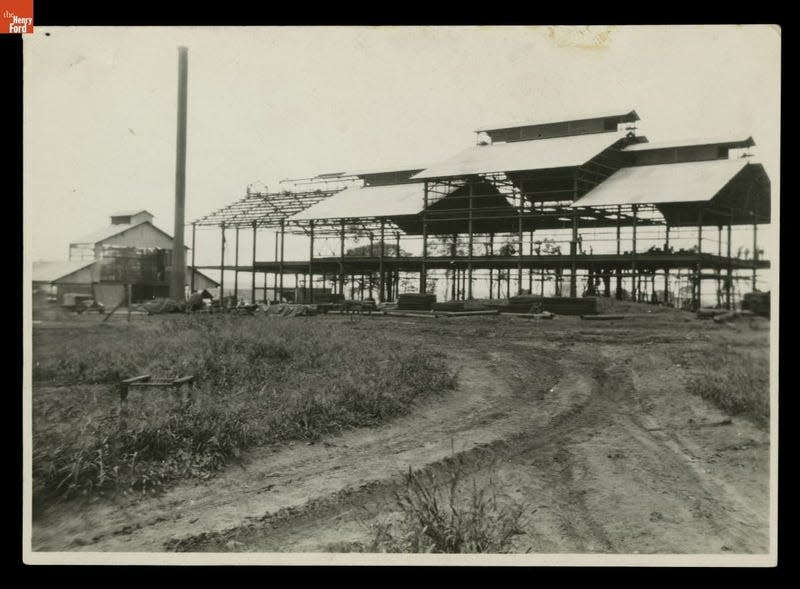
[32,345,571,552]
[32,323,770,554]
[181,350,607,552]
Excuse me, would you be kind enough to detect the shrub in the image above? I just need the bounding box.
[371,463,525,553]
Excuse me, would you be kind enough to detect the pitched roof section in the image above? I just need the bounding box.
[475,110,639,133]
[291,183,428,221]
[109,209,153,217]
[570,159,751,207]
[412,131,630,180]
[623,136,755,152]
[70,221,148,245]
[70,221,187,248]
[32,260,94,283]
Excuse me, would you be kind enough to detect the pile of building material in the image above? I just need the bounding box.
[541,297,598,315]
[505,295,544,313]
[141,298,185,314]
[741,291,770,318]
[696,307,729,320]
[432,301,465,312]
[496,296,597,316]
[264,303,317,317]
[398,293,437,311]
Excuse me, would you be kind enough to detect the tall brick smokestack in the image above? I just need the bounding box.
[170,46,188,300]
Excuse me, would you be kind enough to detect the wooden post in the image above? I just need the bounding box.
[631,205,637,301]
[517,196,524,293]
[368,232,374,299]
[696,209,703,306]
[190,222,196,293]
[126,284,132,322]
[726,215,733,310]
[717,224,723,308]
[752,211,758,292]
[379,219,386,303]
[616,205,622,299]
[308,220,315,304]
[488,232,494,299]
[664,224,670,305]
[421,181,429,294]
[279,219,285,302]
[233,226,240,302]
[467,181,474,300]
[251,221,257,303]
[570,171,579,297]
[451,234,457,301]
[570,214,579,297]
[219,222,226,302]
[339,220,346,296]
[528,229,534,293]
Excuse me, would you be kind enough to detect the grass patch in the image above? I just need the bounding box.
[366,463,525,553]
[683,347,770,427]
[31,316,457,511]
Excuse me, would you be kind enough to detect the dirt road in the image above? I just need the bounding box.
[31,312,771,554]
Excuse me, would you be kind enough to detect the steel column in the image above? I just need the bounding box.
[279,219,285,301]
[467,181,473,300]
[251,221,257,303]
[421,182,428,293]
[190,222,196,292]
[379,219,386,303]
[219,222,226,302]
[308,220,315,304]
[233,226,240,302]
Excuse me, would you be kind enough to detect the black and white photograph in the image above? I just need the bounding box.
[22,25,779,565]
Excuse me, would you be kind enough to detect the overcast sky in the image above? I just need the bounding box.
[23,25,780,264]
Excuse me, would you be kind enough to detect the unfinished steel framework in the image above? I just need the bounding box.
[191,110,771,310]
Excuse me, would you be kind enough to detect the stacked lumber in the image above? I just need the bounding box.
[497,296,597,315]
[506,295,544,313]
[432,302,465,312]
[542,297,597,315]
[398,293,437,311]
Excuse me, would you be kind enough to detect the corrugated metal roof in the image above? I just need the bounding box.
[570,159,750,207]
[623,136,755,152]
[110,209,152,217]
[290,183,428,221]
[412,131,629,180]
[70,221,146,245]
[32,260,94,283]
[348,164,428,177]
[475,109,639,133]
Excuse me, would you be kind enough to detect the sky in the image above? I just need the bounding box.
[23,25,780,269]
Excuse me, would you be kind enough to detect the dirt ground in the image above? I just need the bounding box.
[30,307,772,554]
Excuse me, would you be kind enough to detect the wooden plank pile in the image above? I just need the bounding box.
[432,301,465,312]
[398,293,437,311]
[541,297,598,315]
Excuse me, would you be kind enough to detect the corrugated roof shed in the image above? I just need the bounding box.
[570,159,752,207]
[32,260,94,283]
[412,131,630,180]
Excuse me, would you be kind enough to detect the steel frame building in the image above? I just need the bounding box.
[190,110,771,310]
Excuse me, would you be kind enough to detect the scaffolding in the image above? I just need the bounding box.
[189,115,771,311]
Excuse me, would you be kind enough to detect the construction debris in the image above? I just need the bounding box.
[398,293,437,311]
[581,314,625,321]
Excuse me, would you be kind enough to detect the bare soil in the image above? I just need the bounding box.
[31,306,771,554]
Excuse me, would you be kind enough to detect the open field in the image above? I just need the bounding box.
[29,305,772,554]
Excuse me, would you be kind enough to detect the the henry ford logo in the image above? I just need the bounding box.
[2,0,34,34]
